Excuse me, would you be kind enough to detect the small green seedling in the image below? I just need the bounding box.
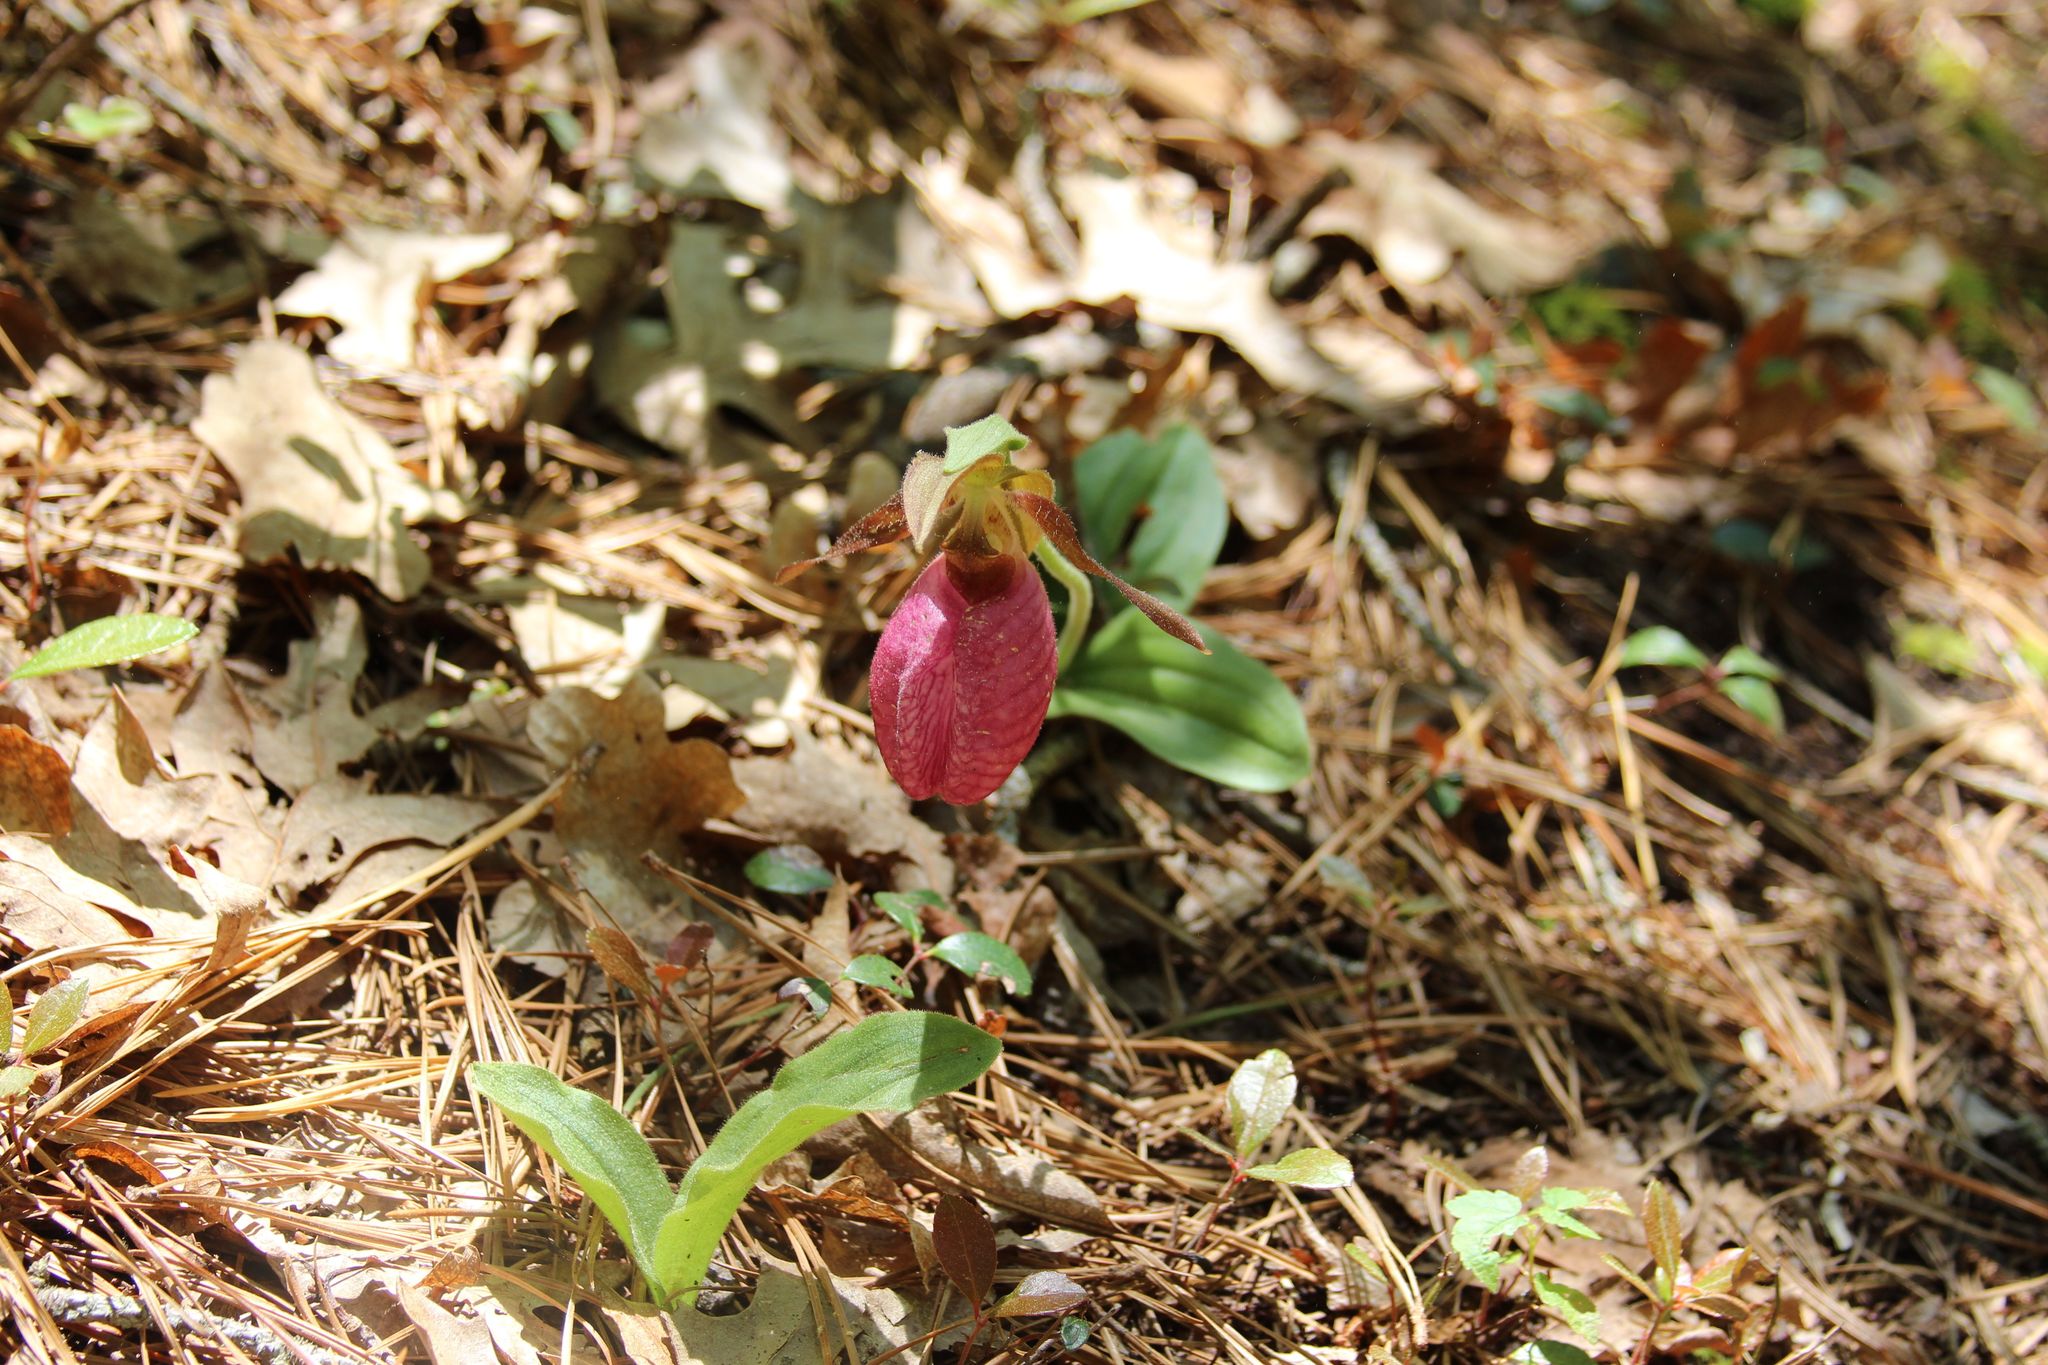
[870,1192,1090,1364]
[1183,1049,1354,1249]
[3,614,197,689]
[843,889,1034,1000]
[470,1011,1000,1306]
[0,979,90,1100]
[1601,1179,1765,1363]
[1438,1145,1627,1348]
[1617,625,1786,732]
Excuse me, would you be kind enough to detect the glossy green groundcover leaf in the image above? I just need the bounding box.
[1051,613,1311,792]
[472,1012,999,1305]
[873,889,942,942]
[1073,426,1228,609]
[1717,675,1784,732]
[9,614,197,682]
[1246,1146,1355,1190]
[743,847,834,895]
[653,1012,999,1299]
[1616,626,1707,672]
[929,932,1032,996]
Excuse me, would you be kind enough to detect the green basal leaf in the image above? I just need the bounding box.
[1051,614,1311,792]
[0,1064,39,1099]
[873,890,942,943]
[842,954,912,997]
[468,1062,677,1300]
[1717,675,1784,732]
[1073,426,1228,609]
[1246,1147,1354,1190]
[9,614,197,682]
[942,413,1029,474]
[743,847,835,895]
[1616,626,1708,672]
[1717,645,1782,681]
[18,979,89,1056]
[1225,1048,1295,1160]
[1532,1272,1601,1344]
[1446,1188,1529,1292]
[929,932,1032,997]
[653,1012,1000,1300]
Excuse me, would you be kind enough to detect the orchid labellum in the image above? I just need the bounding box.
[778,416,1205,805]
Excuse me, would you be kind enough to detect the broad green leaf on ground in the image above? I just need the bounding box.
[1446,1188,1529,1291]
[1051,614,1311,792]
[654,1012,1000,1299]
[1246,1147,1355,1189]
[1225,1049,1296,1159]
[1617,626,1708,671]
[842,954,912,997]
[744,846,835,895]
[8,615,196,682]
[193,340,464,600]
[468,1062,675,1296]
[1073,426,1228,608]
[1717,675,1785,731]
[928,932,1033,996]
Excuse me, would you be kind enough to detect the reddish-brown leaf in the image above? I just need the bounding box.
[775,493,910,584]
[1008,492,1208,654]
[0,724,73,837]
[932,1190,997,1306]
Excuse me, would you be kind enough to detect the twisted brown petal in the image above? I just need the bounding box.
[773,493,909,584]
[1009,491,1208,654]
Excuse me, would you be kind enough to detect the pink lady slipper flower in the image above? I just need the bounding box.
[780,416,1205,805]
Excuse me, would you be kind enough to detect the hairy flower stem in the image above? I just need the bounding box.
[1036,538,1092,671]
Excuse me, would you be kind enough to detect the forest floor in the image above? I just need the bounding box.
[2,1,2047,1362]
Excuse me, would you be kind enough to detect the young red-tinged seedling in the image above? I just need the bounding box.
[1185,1049,1354,1250]
[1438,1145,1628,1348]
[1601,1179,1765,1365]
[870,1192,1089,1365]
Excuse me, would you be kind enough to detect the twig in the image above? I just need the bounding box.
[31,1282,363,1365]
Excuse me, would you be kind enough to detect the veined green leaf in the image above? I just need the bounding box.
[654,1012,999,1299]
[468,1062,677,1299]
[18,979,90,1056]
[1446,1188,1529,1291]
[843,954,912,997]
[1073,426,1228,608]
[873,890,942,943]
[1532,1272,1601,1344]
[1051,614,1311,792]
[1246,1147,1354,1189]
[1225,1049,1295,1160]
[10,615,197,682]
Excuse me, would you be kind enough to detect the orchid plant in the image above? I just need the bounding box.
[779,415,1206,805]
